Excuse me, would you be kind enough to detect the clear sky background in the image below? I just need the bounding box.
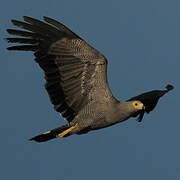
[1,0,179,179]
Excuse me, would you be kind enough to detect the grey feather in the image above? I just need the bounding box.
[6,16,173,142]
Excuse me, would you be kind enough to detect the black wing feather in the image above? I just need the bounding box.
[6,16,111,123]
[43,16,81,39]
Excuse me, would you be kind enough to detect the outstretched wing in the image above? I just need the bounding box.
[6,16,114,123]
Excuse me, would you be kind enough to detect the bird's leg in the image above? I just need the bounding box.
[56,124,78,138]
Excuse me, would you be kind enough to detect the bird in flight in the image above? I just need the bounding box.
[6,16,174,142]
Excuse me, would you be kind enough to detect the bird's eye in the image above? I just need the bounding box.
[132,101,140,108]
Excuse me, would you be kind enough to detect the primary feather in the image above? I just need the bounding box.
[7,16,112,123]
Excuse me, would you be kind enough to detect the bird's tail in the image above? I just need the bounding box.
[29,124,73,142]
[165,84,174,92]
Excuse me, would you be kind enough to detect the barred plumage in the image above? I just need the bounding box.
[6,16,173,142]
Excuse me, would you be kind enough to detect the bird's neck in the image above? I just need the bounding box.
[116,101,133,123]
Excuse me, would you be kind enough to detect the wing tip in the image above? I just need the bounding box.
[43,16,48,20]
[23,16,37,22]
[11,19,18,25]
[6,29,11,33]
[28,137,42,143]
[7,46,14,50]
[28,135,49,143]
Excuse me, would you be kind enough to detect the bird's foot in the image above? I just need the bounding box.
[56,124,78,138]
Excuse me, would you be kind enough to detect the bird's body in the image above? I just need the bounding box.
[72,101,140,134]
[6,16,173,142]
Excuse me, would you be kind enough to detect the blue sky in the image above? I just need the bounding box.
[1,0,180,179]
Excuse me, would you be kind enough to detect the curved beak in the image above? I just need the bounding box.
[138,103,145,110]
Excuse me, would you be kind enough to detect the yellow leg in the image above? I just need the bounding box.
[56,124,77,138]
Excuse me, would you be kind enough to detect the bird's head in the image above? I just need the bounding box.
[126,100,145,115]
[118,100,145,122]
[120,100,145,115]
[132,100,145,111]
[129,101,145,118]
